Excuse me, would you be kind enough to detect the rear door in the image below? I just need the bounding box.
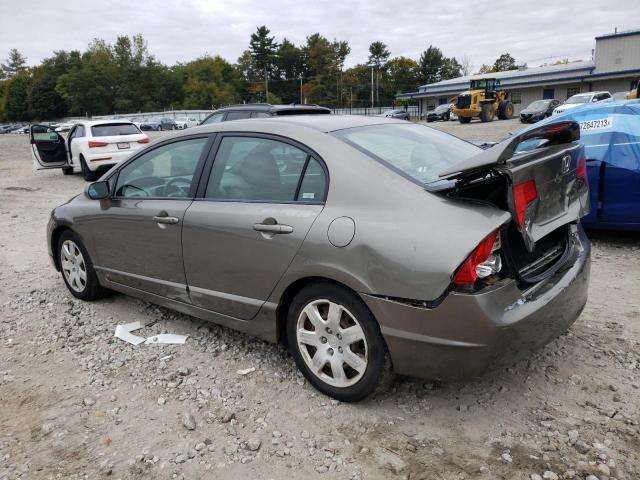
[182,134,328,319]
[30,125,69,169]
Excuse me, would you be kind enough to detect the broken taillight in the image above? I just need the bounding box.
[513,180,537,229]
[576,156,588,187]
[453,230,502,286]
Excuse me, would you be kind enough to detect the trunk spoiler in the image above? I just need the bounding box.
[439,121,580,179]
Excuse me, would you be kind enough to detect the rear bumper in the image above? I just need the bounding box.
[363,225,591,380]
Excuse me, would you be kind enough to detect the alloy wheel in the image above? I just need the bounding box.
[296,299,368,388]
[60,239,87,293]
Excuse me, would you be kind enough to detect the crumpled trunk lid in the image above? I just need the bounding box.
[440,121,590,251]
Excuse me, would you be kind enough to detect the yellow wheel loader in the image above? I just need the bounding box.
[627,79,639,100]
[452,78,514,123]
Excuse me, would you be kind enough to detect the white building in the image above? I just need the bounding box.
[398,29,640,116]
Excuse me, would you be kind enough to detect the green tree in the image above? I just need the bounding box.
[493,53,518,72]
[179,55,240,108]
[386,56,420,93]
[2,48,28,78]
[249,26,278,98]
[368,41,390,68]
[419,45,445,84]
[4,72,31,120]
[440,57,462,80]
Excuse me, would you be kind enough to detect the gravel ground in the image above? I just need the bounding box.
[1,122,639,480]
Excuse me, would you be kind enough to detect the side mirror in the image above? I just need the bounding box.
[86,181,110,200]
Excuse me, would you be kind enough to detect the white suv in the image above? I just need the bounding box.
[552,91,612,115]
[31,120,150,181]
[175,117,199,129]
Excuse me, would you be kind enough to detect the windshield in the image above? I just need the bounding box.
[434,105,449,112]
[91,123,140,136]
[527,100,550,109]
[565,94,591,104]
[333,123,479,187]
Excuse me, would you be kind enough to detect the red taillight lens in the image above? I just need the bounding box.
[513,180,537,229]
[88,140,108,148]
[576,156,587,180]
[453,230,500,285]
[137,137,150,144]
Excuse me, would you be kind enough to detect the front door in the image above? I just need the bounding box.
[182,134,328,319]
[30,125,69,169]
[89,136,211,301]
[543,88,555,100]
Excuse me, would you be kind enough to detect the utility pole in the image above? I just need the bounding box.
[264,67,269,102]
[299,76,303,104]
[371,66,374,109]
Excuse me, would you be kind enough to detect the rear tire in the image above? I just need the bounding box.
[58,230,107,301]
[80,156,98,182]
[287,282,387,402]
[458,116,472,124]
[480,103,495,122]
[497,100,513,120]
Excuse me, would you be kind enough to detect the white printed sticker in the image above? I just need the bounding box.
[579,117,613,131]
[302,192,315,199]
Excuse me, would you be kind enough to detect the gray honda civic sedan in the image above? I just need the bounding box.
[39,115,591,401]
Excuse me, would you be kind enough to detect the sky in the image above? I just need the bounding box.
[0,0,637,72]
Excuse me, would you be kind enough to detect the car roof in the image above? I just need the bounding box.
[190,114,407,134]
[80,119,136,126]
[215,103,331,113]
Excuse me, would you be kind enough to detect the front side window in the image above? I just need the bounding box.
[334,123,479,188]
[252,111,271,118]
[205,136,324,202]
[114,138,207,198]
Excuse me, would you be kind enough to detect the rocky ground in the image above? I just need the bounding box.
[0,121,639,480]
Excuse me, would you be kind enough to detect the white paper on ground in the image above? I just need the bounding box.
[114,321,146,346]
[237,367,256,375]
[144,334,189,345]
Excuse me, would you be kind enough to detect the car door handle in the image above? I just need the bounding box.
[153,215,179,225]
[253,223,293,234]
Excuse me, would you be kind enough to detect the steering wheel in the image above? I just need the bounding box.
[120,184,149,197]
[164,177,191,197]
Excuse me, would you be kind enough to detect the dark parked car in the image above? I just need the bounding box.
[42,115,590,401]
[378,109,410,120]
[200,103,331,125]
[159,118,177,130]
[139,120,161,131]
[426,104,452,122]
[520,99,561,123]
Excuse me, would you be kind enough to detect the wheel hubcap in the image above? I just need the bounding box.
[60,240,87,293]
[296,299,368,388]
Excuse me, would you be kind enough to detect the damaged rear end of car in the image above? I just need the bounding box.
[367,121,591,380]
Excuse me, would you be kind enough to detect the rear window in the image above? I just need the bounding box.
[333,123,479,187]
[91,123,140,137]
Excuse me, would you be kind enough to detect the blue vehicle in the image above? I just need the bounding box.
[517,100,640,230]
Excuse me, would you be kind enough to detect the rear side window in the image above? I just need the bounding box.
[225,111,252,121]
[252,112,271,118]
[92,123,140,137]
[205,136,325,202]
[201,112,225,124]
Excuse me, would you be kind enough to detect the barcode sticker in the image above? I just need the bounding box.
[302,192,315,199]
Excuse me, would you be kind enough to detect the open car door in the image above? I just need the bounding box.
[30,124,69,169]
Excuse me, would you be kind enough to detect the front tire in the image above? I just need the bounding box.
[458,116,472,124]
[58,230,106,301]
[80,155,98,181]
[287,282,387,402]
[480,103,495,122]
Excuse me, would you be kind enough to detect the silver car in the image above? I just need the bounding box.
[40,116,591,401]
